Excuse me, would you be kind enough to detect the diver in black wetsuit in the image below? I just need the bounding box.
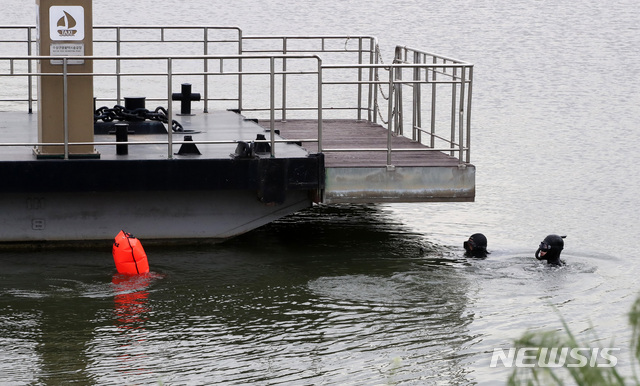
[464,233,488,258]
[535,234,566,266]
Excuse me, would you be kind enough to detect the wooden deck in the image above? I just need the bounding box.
[257,119,463,168]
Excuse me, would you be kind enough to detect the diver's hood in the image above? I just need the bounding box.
[535,234,566,260]
[464,233,488,255]
[541,234,565,252]
[469,233,487,249]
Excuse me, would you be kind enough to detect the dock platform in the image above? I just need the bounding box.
[0,25,475,244]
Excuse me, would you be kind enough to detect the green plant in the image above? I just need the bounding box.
[506,295,640,386]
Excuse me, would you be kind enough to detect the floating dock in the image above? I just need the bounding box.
[261,119,473,204]
[0,24,475,245]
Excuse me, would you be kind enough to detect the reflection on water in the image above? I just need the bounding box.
[94,274,156,383]
[112,274,152,329]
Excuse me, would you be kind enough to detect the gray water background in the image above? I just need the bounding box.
[1,0,639,384]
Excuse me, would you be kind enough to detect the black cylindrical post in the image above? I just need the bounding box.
[115,123,129,155]
[180,83,192,115]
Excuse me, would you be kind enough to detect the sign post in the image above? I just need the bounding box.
[35,0,97,158]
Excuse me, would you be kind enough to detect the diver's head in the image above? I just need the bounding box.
[464,233,488,257]
[536,234,566,261]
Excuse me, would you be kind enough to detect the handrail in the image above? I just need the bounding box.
[393,46,473,163]
[239,34,376,122]
[0,25,473,165]
[0,54,322,159]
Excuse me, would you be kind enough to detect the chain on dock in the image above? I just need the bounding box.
[372,44,399,126]
[94,105,184,132]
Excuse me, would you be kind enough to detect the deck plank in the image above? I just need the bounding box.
[258,119,463,167]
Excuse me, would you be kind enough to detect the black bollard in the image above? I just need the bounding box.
[115,123,129,155]
[124,97,146,111]
[171,83,201,115]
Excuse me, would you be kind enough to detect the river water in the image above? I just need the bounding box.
[1,0,639,384]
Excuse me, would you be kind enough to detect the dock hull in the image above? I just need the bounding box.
[0,155,323,246]
[323,165,475,204]
[0,189,313,246]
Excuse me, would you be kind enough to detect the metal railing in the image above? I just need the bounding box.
[241,34,378,122]
[0,54,322,159]
[393,46,473,163]
[0,25,473,165]
[320,60,472,164]
[93,26,243,113]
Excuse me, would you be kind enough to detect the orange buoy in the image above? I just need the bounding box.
[112,230,149,275]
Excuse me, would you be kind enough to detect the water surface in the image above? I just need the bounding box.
[1,0,639,384]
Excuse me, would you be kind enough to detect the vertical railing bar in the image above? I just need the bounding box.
[394,48,403,137]
[318,57,323,153]
[458,66,466,164]
[466,65,473,163]
[387,65,394,165]
[238,29,243,111]
[420,54,427,143]
[450,66,457,156]
[282,37,287,122]
[270,56,276,157]
[430,56,437,148]
[413,51,421,141]
[63,59,69,160]
[357,37,363,121]
[203,27,209,113]
[367,38,375,122]
[27,27,33,113]
[167,58,173,159]
[116,27,121,105]
[373,40,380,124]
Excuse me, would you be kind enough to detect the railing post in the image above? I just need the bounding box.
[450,65,457,157]
[373,51,380,125]
[317,58,323,153]
[459,66,466,164]
[282,38,287,122]
[368,38,375,122]
[167,58,173,159]
[63,59,69,160]
[466,65,473,164]
[203,27,209,113]
[395,66,403,136]
[413,52,421,142]
[270,56,276,157]
[430,56,437,148]
[116,27,121,105]
[27,27,33,114]
[238,29,243,112]
[387,65,394,165]
[393,47,403,136]
[357,37,362,121]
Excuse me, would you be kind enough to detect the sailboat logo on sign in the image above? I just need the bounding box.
[49,6,84,41]
[57,11,77,37]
